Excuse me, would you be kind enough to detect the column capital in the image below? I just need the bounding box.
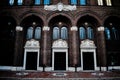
[97,26,105,31]
[43,26,50,31]
[70,26,78,31]
[16,26,23,31]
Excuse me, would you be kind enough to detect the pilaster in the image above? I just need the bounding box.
[70,26,79,67]
[42,26,50,67]
[97,26,107,71]
[14,26,23,66]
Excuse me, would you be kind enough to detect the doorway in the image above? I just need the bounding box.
[83,52,94,70]
[54,52,66,70]
[26,52,37,70]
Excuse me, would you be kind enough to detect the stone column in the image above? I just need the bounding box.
[97,26,107,71]
[42,26,50,67]
[70,26,79,67]
[14,26,23,66]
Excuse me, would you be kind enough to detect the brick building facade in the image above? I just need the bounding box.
[0,0,120,72]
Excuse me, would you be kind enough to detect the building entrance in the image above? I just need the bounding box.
[83,52,94,70]
[23,39,40,71]
[80,39,98,71]
[54,52,66,70]
[26,52,37,70]
[52,39,68,71]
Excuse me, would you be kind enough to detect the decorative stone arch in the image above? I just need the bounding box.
[102,13,120,24]
[0,14,17,25]
[23,39,42,71]
[79,39,99,71]
[52,39,68,71]
[19,11,45,24]
[47,13,73,27]
[103,15,120,26]
[75,12,101,26]
[0,11,19,25]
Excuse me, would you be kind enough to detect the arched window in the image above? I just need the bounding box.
[26,27,33,39]
[79,27,86,39]
[97,0,103,5]
[80,0,86,5]
[112,27,119,40]
[87,27,94,39]
[9,0,14,5]
[34,27,41,39]
[71,0,77,5]
[44,0,50,5]
[105,27,111,40]
[35,0,41,5]
[53,27,59,39]
[61,27,68,39]
[18,0,23,5]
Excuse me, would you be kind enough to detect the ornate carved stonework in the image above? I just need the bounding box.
[43,26,50,31]
[24,39,40,49]
[16,26,23,31]
[80,39,96,49]
[44,2,76,11]
[52,39,68,48]
[98,26,105,31]
[70,26,78,31]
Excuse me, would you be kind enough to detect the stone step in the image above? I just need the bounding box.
[0,78,120,80]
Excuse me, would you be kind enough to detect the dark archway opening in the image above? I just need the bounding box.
[0,16,16,66]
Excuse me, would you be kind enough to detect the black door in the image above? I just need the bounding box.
[83,52,94,70]
[26,52,37,70]
[54,52,66,70]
